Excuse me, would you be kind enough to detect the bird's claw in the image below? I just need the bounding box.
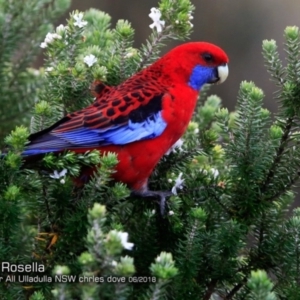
[131,190,173,215]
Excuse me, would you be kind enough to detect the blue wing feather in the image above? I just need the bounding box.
[22,111,166,156]
[56,111,166,145]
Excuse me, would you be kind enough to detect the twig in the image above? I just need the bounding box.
[264,172,300,202]
[138,26,172,70]
[42,183,53,229]
[224,278,247,299]
[260,117,293,193]
[203,279,218,300]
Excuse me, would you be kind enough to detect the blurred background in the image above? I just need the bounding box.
[59,0,300,112]
[58,0,300,208]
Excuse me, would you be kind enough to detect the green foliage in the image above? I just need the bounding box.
[247,270,276,300]
[1,0,300,299]
[0,0,71,145]
[139,0,194,69]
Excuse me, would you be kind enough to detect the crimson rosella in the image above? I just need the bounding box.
[23,42,229,211]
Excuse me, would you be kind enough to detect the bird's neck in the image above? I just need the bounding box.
[150,56,192,89]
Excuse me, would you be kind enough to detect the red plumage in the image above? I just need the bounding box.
[25,42,229,197]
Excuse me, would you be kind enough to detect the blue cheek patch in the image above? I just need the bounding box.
[188,65,214,91]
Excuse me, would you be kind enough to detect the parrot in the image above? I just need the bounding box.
[22,42,229,211]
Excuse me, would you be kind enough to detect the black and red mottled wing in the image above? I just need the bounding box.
[23,79,168,156]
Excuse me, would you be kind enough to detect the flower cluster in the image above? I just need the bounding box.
[187,11,194,28]
[200,167,220,179]
[56,24,68,33]
[40,13,87,49]
[175,10,194,27]
[40,32,62,48]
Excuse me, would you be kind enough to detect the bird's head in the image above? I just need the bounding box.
[161,42,229,91]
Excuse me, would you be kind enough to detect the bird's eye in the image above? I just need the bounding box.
[202,53,214,63]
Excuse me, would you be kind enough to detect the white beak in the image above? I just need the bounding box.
[217,64,229,84]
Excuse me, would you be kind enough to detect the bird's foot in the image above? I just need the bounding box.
[131,190,173,215]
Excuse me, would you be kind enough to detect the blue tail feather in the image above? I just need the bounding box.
[21,148,60,156]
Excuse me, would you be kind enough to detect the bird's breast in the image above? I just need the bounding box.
[70,83,199,191]
[97,86,199,190]
[161,85,199,138]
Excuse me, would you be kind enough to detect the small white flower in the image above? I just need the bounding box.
[83,54,97,67]
[73,12,88,28]
[194,128,199,134]
[149,8,165,33]
[50,169,67,184]
[56,24,65,30]
[168,178,173,183]
[111,260,118,267]
[187,12,194,28]
[124,48,137,59]
[116,231,134,250]
[31,69,40,76]
[168,210,174,216]
[46,67,54,72]
[171,172,184,195]
[55,266,64,275]
[45,33,62,43]
[200,169,208,175]
[56,24,67,33]
[165,138,184,155]
[40,32,62,48]
[151,209,156,215]
[211,168,219,179]
[188,22,194,28]
[125,52,134,58]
